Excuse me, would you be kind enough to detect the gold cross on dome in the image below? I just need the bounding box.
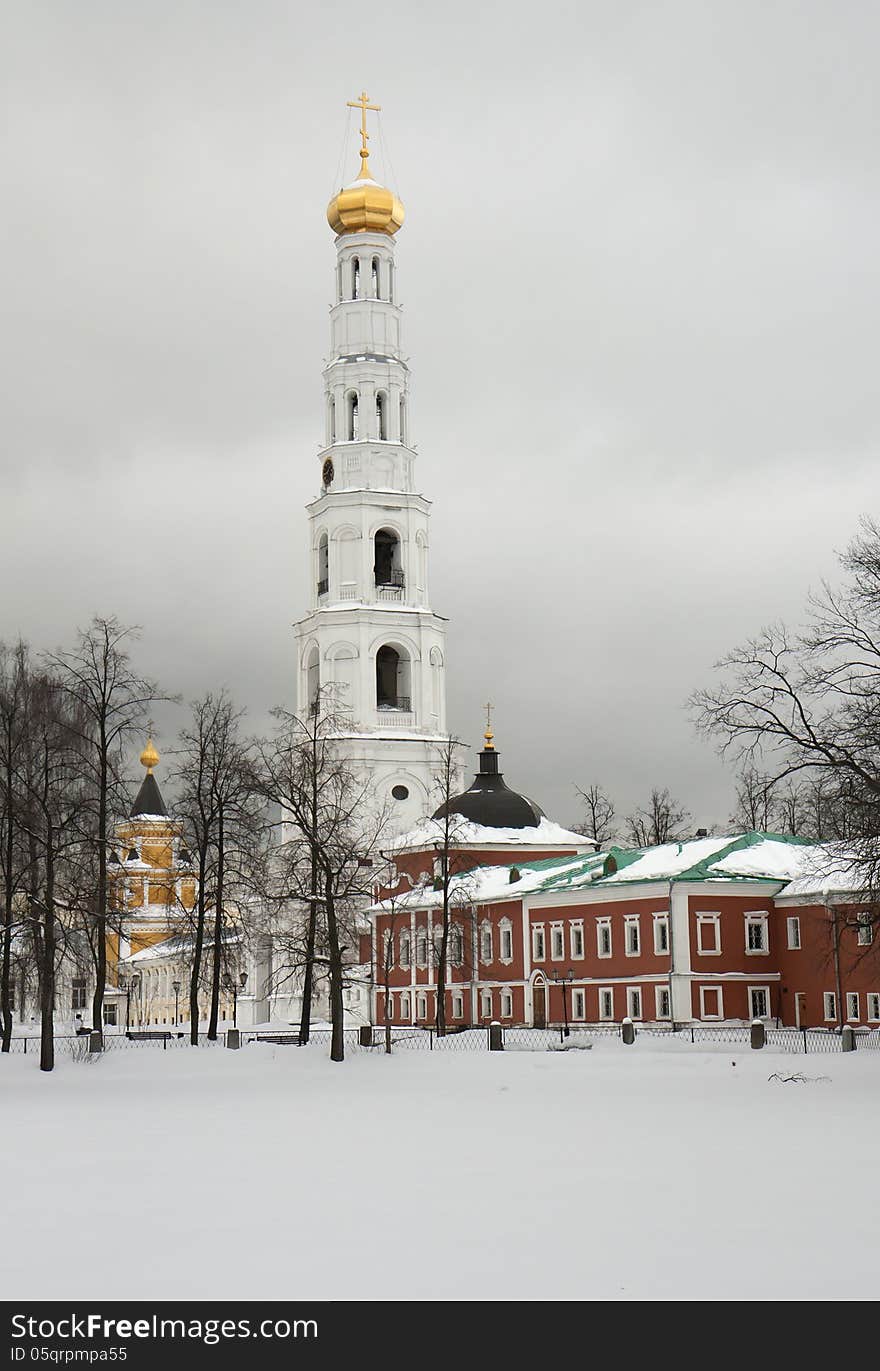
[483,701,495,750]
[347,90,381,176]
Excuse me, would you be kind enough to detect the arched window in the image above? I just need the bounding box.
[399,395,407,445]
[399,930,411,969]
[374,528,402,588]
[347,392,359,441]
[336,262,342,303]
[371,256,380,298]
[317,534,328,597]
[376,391,387,441]
[306,646,320,712]
[376,645,411,710]
[389,260,394,303]
[328,395,336,444]
[351,257,360,299]
[451,927,464,966]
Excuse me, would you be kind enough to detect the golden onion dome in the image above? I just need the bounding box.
[139,737,160,774]
[327,173,405,237]
[327,90,404,236]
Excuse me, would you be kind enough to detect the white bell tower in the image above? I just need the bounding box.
[293,93,452,831]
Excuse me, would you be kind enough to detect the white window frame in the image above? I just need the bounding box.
[596,918,612,959]
[655,985,671,1020]
[572,988,586,1021]
[452,992,464,1019]
[653,914,669,955]
[856,912,874,947]
[749,986,771,1021]
[786,916,801,950]
[570,921,584,960]
[386,993,394,1021]
[745,912,769,955]
[415,931,427,969]
[823,991,837,1022]
[847,992,860,1022]
[399,930,411,969]
[624,916,640,957]
[696,913,721,956]
[699,985,724,1020]
[499,919,513,964]
[550,923,565,961]
[532,925,546,962]
[500,990,513,1018]
[867,993,880,1023]
[416,992,427,1020]
[480,920,493,965]
[401,992,411,1021]
[480,990,493,1018]
[598,987,614,1021]
[626,986,643,1020]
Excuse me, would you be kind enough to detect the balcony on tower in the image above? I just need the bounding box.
[374,528,405,601]
[376,645,414,725]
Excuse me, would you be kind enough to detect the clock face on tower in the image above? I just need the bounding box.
[322,458,334,488]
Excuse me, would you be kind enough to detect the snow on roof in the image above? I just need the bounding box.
[389,815,594,852]
[774,843,875,898]
[600,836,739,884]
[125,929,242,964]
[370,831,859,916]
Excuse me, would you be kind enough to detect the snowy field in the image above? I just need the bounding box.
[2,1038,878,1302]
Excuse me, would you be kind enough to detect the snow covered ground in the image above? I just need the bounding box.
[2,1037,878,1301]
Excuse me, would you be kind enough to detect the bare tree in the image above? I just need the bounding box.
[170,691,257,1043]
[728,764,775,833]
[0,642,32,1052]
[256,689,387,1062]
[424,736,472,1036]
[14,671,86,1072]
[691,516,880,903]
[574,782,616,847]
[624,787,691,847]
[46,617,162,1037]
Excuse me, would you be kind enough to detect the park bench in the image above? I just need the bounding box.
[126,1030,174,1041]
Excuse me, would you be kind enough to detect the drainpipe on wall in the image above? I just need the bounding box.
[667,881,677,1031]
[831,904,844,1033]
[470,904,478,1025]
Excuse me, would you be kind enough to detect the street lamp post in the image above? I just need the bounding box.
[129,972,140,1029]
[172,980,181,1027]
[233,971,248,1028]
[117,977,131,1032]
[551,968,574,1037]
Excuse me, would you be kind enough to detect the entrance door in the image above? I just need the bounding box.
[794,993,806,1029]
[533,986,546,1028]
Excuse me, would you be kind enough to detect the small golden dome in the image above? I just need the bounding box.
[327,89,404,237]
[139,737,160,774]
[327,175,405,237]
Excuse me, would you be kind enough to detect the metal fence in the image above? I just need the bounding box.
[8,1023,880,1059]
[5,1031,223,1055]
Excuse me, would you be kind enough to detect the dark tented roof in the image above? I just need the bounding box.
[129,772,168,818]
[432,746,544,830]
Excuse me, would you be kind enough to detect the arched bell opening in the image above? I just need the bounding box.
[374,528,404,591]
[375,390,388,441]
[347,391,359,441]
[316,533,329,598]
[376,645,411,712]
[306,646,320,714]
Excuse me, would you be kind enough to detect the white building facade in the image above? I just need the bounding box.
[293,102,454,833]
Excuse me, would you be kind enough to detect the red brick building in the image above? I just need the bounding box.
[370,740,880,1030]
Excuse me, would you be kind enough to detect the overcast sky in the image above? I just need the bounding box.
[2,0,879,830]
